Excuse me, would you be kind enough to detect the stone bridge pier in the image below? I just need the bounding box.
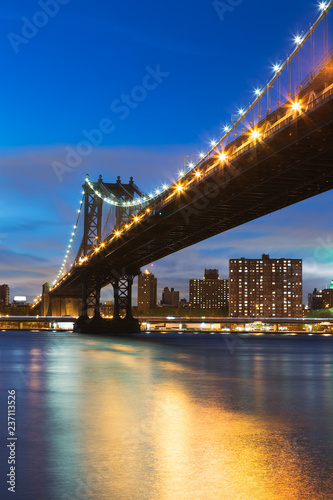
[41,283,81,317]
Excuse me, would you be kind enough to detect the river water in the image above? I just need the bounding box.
[0,331,333,500]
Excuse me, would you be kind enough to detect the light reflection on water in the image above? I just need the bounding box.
[0,331,333,500]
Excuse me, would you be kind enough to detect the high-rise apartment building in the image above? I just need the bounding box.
[0,284,9,306]
[161,287,180,307]
[137,270,157,311]
[229,254,302,317]
[322,288,333,309]
[189,269,229,309]
[308,288,323,310]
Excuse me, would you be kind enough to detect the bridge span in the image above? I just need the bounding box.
[36,32,333,333]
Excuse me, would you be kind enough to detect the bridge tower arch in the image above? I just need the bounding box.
[74,175,142,334]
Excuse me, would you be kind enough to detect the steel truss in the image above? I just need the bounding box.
[77,175,143,323]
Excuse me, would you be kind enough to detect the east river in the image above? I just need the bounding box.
[0,331,333,500]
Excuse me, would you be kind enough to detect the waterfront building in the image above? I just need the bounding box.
[0,284,9,306]
[189,269,229,309]
[101,301,113,316]
[138,270,157,311]
[229,254,302,317]
[322,288,333,309]
[308,288,324,310]
[161,287,180,307]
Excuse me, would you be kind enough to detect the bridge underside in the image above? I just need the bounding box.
[74,92,333,285]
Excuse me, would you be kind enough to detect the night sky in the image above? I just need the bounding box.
[0,0,332,304]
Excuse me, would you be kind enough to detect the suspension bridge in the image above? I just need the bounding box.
[34,2,333,333]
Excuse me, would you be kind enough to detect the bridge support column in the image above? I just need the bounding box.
[74,270,140,334]
[109,274,140,333]
[41,283,51,316]
[78,269,101,320]
[80,271,88,320]
[112,278,120,321]
[126,276,134,321]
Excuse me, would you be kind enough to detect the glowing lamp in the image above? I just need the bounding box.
[250,129,261,140]
[291,100,302,112]
[218,152,228,162]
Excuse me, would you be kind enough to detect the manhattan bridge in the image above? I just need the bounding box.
[34,2,333,333]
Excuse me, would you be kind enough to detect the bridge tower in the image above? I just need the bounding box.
[74,175,142,334]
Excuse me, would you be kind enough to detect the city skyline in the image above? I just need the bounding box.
[0,0,332,302]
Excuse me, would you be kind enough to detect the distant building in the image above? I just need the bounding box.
[308,288,323,310]
[323,288,333,309]
[161,287,180,307]
[189,269,229,309]
[101,301,113,316]
[138,270,157,312]
[13,296,27,305]
[0,284,9,306]
[229,254,302,318]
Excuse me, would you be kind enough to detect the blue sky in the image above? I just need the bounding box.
[0,0,332,303]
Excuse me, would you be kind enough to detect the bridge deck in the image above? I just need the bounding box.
[53,59,333,294]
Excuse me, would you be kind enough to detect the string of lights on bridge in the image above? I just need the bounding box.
[33,1,332,305]
[83,1,332,209]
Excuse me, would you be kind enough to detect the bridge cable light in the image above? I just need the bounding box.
[294,35,303,45]
[319,2,328,11]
